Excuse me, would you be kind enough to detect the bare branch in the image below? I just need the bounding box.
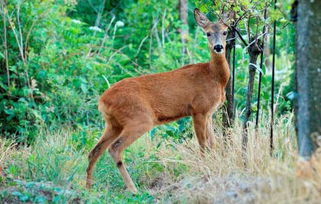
[232,27,248,46]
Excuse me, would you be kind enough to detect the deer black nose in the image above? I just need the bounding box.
[214,45,223,52]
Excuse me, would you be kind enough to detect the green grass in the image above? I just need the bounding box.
[0,126,186,203]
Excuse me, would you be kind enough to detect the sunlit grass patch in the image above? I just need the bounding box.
[0,127,161,202]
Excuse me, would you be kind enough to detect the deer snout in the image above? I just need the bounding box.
[213,44,224,53]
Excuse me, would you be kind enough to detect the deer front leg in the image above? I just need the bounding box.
[206,115,215,149]
[192,113,207,153]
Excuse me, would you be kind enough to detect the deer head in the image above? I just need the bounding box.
[194,8,229,54]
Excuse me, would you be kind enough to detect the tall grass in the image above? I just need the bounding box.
[1,113,320,203]
[152,112,321,203]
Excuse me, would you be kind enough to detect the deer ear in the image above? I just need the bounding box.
[194,8,210,28]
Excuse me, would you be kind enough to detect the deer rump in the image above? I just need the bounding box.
[99,62,225,126]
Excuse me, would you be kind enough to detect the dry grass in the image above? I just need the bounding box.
[139,113,321,203]
[0,139,16,177]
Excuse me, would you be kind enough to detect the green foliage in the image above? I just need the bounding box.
[0,1,134,142]
[0,0,295,143]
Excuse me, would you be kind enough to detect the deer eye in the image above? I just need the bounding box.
[223,31,227,36]
[206,32,211,37]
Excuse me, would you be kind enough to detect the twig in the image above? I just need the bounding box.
[17,5,25,63]
[153,18,161,48]
[87,0,107,57]
[1,1,10,86]
[249,63,263,74]
[234,11,248,26]
[136,19,159,57]
[243,31,268,52]
[102,75,111,89]
[98,15,115,54]
[136,35,149,56]
[106,46,127,64]
[232,27,248,46]
[161,9,166,47]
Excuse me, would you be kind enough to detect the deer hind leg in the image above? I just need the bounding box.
[86,125,122,189]
[108,119,153,194]
[192,113,207,153]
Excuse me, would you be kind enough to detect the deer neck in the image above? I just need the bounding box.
[209,51,230,87]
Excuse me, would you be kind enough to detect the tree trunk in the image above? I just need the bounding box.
[179,0,188,57]
[222,3,237,137]
[223,28,236,132]
[296,0,321,160]
[242,38,261,153]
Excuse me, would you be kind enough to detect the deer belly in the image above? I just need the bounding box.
[153,103,191,124]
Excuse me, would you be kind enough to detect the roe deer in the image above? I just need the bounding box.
[86,8,230,193]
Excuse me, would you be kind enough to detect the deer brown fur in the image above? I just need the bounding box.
[86,8,230,193]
